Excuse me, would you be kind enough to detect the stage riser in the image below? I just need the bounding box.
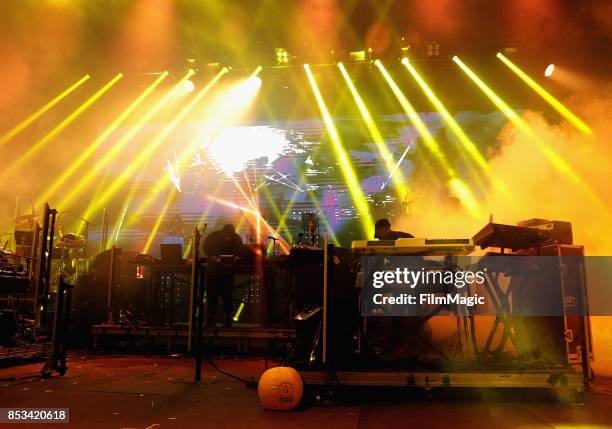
[299,371,584,389]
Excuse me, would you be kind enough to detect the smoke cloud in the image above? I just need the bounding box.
[397,86,612,375]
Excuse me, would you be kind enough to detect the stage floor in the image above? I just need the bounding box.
[0,355,611,428]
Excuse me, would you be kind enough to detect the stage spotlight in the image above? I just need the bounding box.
[544,64,555,77]
[247,75,262,89]
[495,53,591,134]
[276,48,290,64]
[456,55,597,201]
[181,79,195,93]
[349,50,366,62]
[427,41,440,57]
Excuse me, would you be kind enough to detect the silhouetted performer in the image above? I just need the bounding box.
[374,218,414,240]
[203,224,244,326]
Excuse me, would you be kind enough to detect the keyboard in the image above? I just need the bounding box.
[351,238,474,255]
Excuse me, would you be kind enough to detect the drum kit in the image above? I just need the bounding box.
[1,213,89,289]
[50,230,88,291]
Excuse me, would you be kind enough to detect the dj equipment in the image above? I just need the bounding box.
[517,218,573,245]
[473,223,547,250]
[474,219,573,251]
[293,219,590,397]
[351,237,474,255]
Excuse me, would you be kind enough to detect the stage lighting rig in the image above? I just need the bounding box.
[426,41,440,57]
[544,64,555,77]
[275,48,291,65]
[181,79,195,94]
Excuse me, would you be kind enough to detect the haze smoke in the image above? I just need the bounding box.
[398,86,612,375]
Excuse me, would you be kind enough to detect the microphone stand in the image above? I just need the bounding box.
[267,236,279,257]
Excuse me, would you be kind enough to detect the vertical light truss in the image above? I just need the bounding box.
[0,74,90,147]
[374,60,481,217]
[3,73,123,180]
[400,58,510,199]
[496,53,592,134]
[82,68,228,222]
[37,72,170,206]
[63,70,195,212]
[453,56,598,201]
[304,64,374,237]
[337,62,410,202]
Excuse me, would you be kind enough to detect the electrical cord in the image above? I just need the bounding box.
[205,354,258,387]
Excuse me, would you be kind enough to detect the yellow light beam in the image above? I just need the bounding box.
[206,195,291,253]
[0,74,90,147]
[183,180,226,259]
[3,73,123,179]
[375,60,481,217]
[274,159,341,247]
[374,60,452,175]
[453,56,594,195]
[242,169,258,210]
[400,57,510,199]
[260,185,286,231]
[337,62,410,202]
[233,302,245,322]
[83,68,228,222]
[62,70,194,211]
[37,72,169,207]
[124,67,260,232]
[496,53,592,134]
[109,169,146,248]
[113,204,129,245]
[304,64,373,237]
[142,189,177,254]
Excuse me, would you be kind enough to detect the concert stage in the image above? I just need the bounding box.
[91,324,295,352]
[1,0,612,426]
[1,355,611,428]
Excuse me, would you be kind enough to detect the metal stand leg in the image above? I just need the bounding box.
[42,276,73,377]
[189,228,204,382]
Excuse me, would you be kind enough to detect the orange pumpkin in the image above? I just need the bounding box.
[258,366,304,410]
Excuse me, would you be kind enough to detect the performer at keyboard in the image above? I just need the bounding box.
[203,224,244,327]
[374,218,414,240]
